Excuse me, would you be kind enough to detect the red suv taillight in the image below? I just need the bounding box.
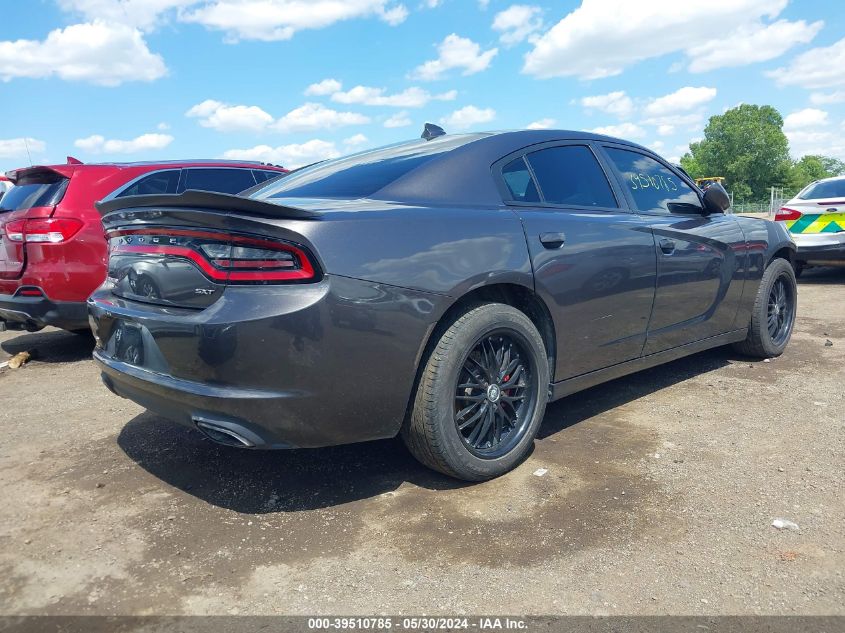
[3,218,83,243]
[107,228,317,283]
[775,207,802,222]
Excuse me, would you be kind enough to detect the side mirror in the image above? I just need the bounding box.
[702,182,731,214]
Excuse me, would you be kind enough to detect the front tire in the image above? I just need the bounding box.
[402,303,550,481]
[733,258,797,358]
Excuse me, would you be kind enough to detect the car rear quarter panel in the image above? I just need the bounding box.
[731,216,795,330]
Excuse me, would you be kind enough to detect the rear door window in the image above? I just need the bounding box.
[501,157,540,203]
[117,170,180,197]
[182,168,257,194]
[604,148,703,215]
[0,174,69,213]
[252,170,283,185]
[525,145,618,208]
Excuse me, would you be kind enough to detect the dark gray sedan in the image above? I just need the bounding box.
[89,129,797,481]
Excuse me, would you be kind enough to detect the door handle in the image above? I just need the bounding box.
[659,238,676,254]
[539,232,566,248]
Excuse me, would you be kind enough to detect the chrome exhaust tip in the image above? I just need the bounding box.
[194,417,257,448]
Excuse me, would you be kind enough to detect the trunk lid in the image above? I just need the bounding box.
[782,197,845,234]
[99,191,320,309]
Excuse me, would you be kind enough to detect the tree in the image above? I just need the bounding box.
[681,104,791,202]
[787,155,845,191]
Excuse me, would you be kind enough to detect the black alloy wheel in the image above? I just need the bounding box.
[454,331,537,459]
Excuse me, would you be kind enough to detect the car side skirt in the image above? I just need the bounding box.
[550,329,748,401]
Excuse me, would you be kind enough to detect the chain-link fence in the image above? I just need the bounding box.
[728,187,800,217]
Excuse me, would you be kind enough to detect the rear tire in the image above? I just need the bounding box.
[402,303,550,481]
[733,258,797,358]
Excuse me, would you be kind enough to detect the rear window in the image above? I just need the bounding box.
[252,134,487,200]
[798,179,845,200]
[0,173,69,213]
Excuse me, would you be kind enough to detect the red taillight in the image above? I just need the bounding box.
[3,218,83,243]
[107,228,317,284]
[775,207,802,222]
[4,219,25,242]
[17,288,44,297]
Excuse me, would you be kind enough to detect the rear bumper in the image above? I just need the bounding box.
[87,275,446,449]
[794,238,845,265]
[0,293,90,330]
[96,351,301,448]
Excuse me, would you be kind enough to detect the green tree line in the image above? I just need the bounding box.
[679,104,845,202]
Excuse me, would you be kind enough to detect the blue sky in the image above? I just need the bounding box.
[2,0,844,173]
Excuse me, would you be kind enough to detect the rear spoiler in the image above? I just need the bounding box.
[6,164,76,184]
[95,189,318,219]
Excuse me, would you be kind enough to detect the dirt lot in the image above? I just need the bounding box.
[0,269,843,616]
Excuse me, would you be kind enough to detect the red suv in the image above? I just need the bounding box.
[0,159,287,332]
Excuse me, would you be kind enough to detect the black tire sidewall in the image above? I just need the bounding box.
[427,304,549,480]
[755,259,797,356]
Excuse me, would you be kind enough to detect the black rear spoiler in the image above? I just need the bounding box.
[95,189,318,219]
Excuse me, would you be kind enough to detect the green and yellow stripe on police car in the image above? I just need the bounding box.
[784,213,845,234]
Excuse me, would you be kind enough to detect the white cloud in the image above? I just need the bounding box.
[686,19,822,73]
[343,133,369,148]
[644,86,716,117]
[223,140,340,168]
[774,106,844,160]
[526,118,556,129]
[412,34,498,80]
[440,105,496,130]
[523,0,811,79]
[384,111,412,128]
[642,112,705,129]
[783,108,828,130]
[810,91,845,105]
[186,99,274,132]
[304,78,342,96]
[492,5,543,46]
[0,138,46,159]
[0,21,166,86]
[657,124,674,136]
[273,102,370,133]
[380,4,408,25]
[768,37,845,89]
[180,0,409,42]
[57,0,196,31]
[786,129,845,161]
[74,133,173,154]
[157,122,170,131]
[581,91,634,118]
[590,123,645,139]
[331,85,456,107]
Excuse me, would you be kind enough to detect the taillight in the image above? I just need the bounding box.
[4,219,25,242]
[107,228,317,284]
[775,207,802,222]
[2,218,83,243]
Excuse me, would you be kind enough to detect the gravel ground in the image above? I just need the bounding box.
[0,267,842,616]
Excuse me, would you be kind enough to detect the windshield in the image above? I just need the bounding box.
[250,134,487,201]
[797,179,845,200]
[0,174,69,213]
